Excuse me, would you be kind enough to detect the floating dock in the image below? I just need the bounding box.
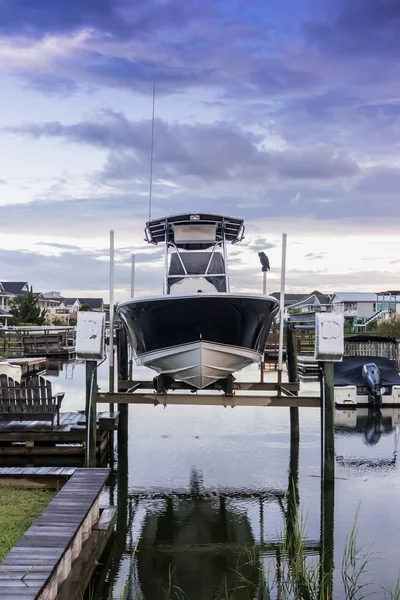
[0,411,118,460]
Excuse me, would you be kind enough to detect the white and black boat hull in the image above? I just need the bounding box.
[117,293,279,389]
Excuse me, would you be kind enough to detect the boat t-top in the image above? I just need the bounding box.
[117,213,279,392]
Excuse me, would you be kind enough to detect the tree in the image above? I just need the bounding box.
[10,288,47,326]
[79,303,92,311]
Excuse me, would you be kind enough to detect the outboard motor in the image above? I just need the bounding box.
[362,363,382,407]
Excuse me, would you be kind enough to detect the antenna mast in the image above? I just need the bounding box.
[148,81,156,221]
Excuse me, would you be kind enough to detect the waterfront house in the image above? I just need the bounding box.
[285,290,332,323]
[35,292,70,324]
[0,282,29,313]
[376,290,400,314]
[64,298,82,317]
[78,297,105,311]
[270,292,309,309]
[329,292,376,319]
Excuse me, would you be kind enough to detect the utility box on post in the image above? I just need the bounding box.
[76,311,106,360]
[314,313,344,362]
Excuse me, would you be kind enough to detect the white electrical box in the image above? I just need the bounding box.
[76,311,105,360]
[314,312,344,361]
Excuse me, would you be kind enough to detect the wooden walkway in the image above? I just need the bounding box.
[0,468,111,600]
[0,467,76,477]
[0,411,118,457]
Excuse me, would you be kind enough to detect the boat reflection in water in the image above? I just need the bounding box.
[335,408,400,471]
[134,470,261,600]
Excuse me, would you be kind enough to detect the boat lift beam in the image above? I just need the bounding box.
[96,391,320,408]
[117,379,300,393]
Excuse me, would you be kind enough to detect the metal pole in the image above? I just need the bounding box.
[128,253,135,380]
[262,270,267,295]
[164,232,169,295]
[223,232,230,292]
[109,230,115,405]
[130,253,136,298]
[278,233,287,383]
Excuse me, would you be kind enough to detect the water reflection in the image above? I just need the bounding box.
[92,406,330,600]
[134,470,260,600]
[335,408,400,471]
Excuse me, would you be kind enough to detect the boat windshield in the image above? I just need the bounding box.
[168,251,226,293]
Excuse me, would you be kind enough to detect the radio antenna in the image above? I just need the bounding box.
[148,81,156,222]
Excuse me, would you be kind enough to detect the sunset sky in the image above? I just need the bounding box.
[0,0,399,300]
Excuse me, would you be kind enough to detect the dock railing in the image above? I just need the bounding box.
[0,326,76,358]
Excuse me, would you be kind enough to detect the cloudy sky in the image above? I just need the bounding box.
[0,0,399,301]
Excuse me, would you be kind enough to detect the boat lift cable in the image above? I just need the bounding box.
[148,81,156,222]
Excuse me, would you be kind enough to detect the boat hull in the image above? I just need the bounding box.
[117,293,279,389]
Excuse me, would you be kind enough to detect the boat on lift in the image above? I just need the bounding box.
[117,213,279,391]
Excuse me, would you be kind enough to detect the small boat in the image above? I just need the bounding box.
[117,213,279,391]
[334,355,400,407]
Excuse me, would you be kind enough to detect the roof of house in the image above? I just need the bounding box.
[0,282,29,294]
[331,292,377,302]
[64,298,81,305]
[288,292,332,310]
[78,298,104,309]
[271,293,306,305]
[271,291,331,307]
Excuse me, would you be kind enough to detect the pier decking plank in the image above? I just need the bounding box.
[0,468,109,599]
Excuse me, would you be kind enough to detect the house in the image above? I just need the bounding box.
[330,293,377,319]
[36,292,70,324]
[270,292,309,309]
[64,298,82,316]
[286,291,332,323]
[376,291,400,314]
[0,308,12,327]
[78,298,104,311]
[0,282,29,312]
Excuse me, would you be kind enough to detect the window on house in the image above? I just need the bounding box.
[344,302,357,311]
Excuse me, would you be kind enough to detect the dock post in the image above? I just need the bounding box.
[320,479,335,599]
[85,360,97,468]
[287,325,299,442]
[320,361,335,484]
[117,326,129,445]
[285,411,300,589]
[116,326,129,563]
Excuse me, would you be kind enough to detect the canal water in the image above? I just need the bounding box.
[46,359,400,599]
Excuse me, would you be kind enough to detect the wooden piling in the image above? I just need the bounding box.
[287,326,299,442]
[85,361,97,467]
[117,326,129,438]
[320,361,335,483]
[320,480,334,599]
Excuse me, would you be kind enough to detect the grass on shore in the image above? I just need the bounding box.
[0,487,55,561]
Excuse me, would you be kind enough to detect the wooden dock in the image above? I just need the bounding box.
[6,357,47,377]
[0,327,76,359]
[0,468,116,600]
[0,411,118,459]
